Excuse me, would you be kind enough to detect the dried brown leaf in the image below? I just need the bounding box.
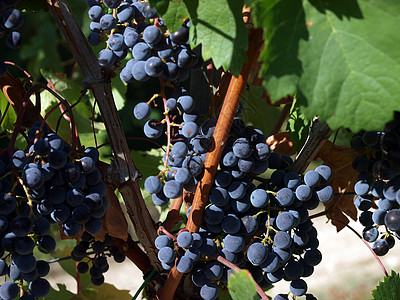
[100,184,129,241]
[266,132,296,156]
[316,141,359,231]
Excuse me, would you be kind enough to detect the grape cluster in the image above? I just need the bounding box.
[135,86,331,298]
[0,0,25,77]
[135,88,210,207]
[71,232,126,286]
[86,0,202,84]
[0,121,111,299]
[351,112,400,256]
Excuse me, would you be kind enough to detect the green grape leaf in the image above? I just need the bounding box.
[0,91,17,132]
[162,1,189,32]
[287,99,311,152]
[46,284,76,300]
[185,0,248,76]
[241,86,280,134]
[298,0,400,132]
[227,270,259,300]
[372,270,400,300]
[81,283,132,300]
[149,0,170,16]
[252,0,306,102]
[111,74,127,112]
[253,0,400,133]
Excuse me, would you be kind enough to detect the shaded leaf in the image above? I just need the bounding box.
[149,0,170,16]
[287,99,311,152]
[17,0,48,12]
[241,86,280,135]
[111,75,127,112]
[266,132,296,156]
[81,282,132,300]
[316,140,358,231]
[0,91,17,131]
[252,0,307,102]
[372,270,400,300]
[46,284,76,300]
[228,270,259,300]
[162,1,189,32]
[185,0,248,76]
[218,287,234,300]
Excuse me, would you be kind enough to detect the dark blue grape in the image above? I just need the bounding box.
[0,281,19,300]
[99,14,116,30]
[143,25,162,45]
[144,119,163,139]
[117,3,134,22]
[284,260,304,280]
[14,236,35,255]
[198,238,216,256]
[145,56,164,77]
[157,246,175,264]
[162,61,180,81]
[170,25,189,45]
[232,138,251,159]
[384,209,400,231]
[174,168,190,184]
[6,31,22,49]
[222,151,238,167]
[85,217,103,234]
[276,212,295,231]
[163,180,183,199]
[141,2,157,18]
[304,170,321,187]
[155,235,172,250]
[88,5,103,21]
[221,214,240,234]
[133,102,151,120]
[276,187,295,207]
[295,184,312,201]
[177,231,193,248]
[223,234,244,253]
[37,235,56,253]
[181,122,198,139]
[98,49,115,67]
[246,242,267,266]
[192,268,208,287]
[200,283,218,300]
[124,27,140,48]
[261,252,280,273]
[250,189,268,208]
[316,185,334,203]
[132,42,151,61]
[108,33,125,51]
[11,216,32,237]
[176,256,193,273]
[29,278,50,298]
[290,279,308,296]
[103,0,121,8]
[23,167,43,189]
[204,204,224,225]
[12,254,36,273]
[274,231,292,249]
